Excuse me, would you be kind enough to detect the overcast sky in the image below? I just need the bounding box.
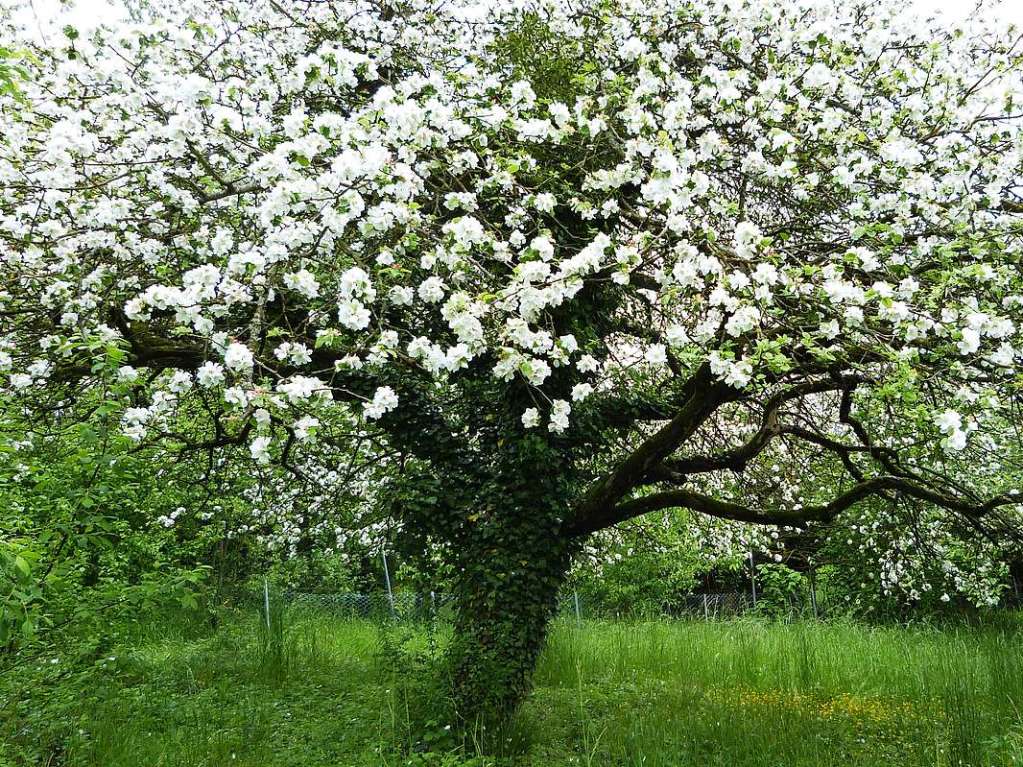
[8,0,1023,43]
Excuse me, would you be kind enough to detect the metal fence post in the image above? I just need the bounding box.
[809,566,819,619]
[573,589,582,622]
[749,548,758,608]
[703,593,709,620]
[381,550,395,618]
[263,576,271,629]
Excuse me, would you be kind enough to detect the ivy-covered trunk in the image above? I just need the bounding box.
[448,515,573,729]
[386,428,577,729]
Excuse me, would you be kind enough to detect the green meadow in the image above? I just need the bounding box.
[4,607,1022,767]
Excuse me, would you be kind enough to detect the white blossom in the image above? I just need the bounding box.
[548,399,571,434]
[223,343,254,373]
[521,407,540,428]
[363,386,399,420]
[250,436,272,464]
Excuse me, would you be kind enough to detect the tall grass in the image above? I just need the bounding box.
[7,608,1022,766]
[530,617,1023,765]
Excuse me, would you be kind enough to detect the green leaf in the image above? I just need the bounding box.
[13,555,31,578]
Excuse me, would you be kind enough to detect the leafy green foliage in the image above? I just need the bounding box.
[0,46,33,99]
[754,564,810,618]
[0,400,213,650]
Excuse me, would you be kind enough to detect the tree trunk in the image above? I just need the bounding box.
[448,517,573,732]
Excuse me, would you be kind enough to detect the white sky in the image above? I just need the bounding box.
[6,0,1023,43]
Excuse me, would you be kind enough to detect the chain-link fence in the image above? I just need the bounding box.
[667,592,754,619]
[239,572,1021,624]
[282,590,457,621]
[268,588,790,622]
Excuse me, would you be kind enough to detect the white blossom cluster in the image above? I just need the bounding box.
[1,0,1021,456]
[1,0,1022,591]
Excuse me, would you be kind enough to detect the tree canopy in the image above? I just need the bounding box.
[3,0,1023,719]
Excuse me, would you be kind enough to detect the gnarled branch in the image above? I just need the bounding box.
[565,475,1019,537]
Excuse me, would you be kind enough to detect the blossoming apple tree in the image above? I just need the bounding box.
[3,0,1023,720]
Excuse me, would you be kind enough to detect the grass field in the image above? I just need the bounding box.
[3,607,1023,766]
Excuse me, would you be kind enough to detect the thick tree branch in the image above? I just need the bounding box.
[566,475,1020,537]
[652,378,856,478]
[567,363,734,532]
